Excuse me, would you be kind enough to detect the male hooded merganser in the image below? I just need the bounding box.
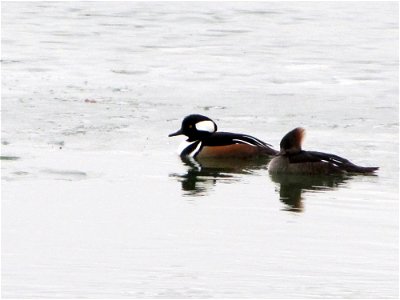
[169,114,278,158]
[268,127,379,174]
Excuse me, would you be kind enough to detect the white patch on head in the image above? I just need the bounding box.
[195,120,216,133]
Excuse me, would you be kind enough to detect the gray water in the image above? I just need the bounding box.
[1,2,398,298]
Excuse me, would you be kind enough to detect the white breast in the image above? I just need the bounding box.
[268,156,289,173]
[177,140,194,155]
[177,140,202,157]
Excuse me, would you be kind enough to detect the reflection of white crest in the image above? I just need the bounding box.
[195,120,216,133]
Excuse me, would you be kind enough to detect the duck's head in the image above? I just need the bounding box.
[279,127,305,155]
[169,114,218,142]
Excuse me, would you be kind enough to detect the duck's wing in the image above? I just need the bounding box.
[289,150,379,173]
[204,132,278,155]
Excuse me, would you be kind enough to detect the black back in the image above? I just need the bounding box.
[202,132,271,147]
[288,150,379,173]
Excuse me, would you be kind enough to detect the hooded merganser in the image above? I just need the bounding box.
[169,114,278,158]
[268,127,379,174]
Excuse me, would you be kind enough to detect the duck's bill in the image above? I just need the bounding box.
[168,129,183,137]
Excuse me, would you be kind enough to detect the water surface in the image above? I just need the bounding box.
[2,2,398,298]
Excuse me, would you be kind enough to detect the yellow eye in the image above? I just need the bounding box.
[188,125,193,128]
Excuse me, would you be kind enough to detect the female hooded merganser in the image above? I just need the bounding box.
[169,114,278,158]
[268,127,379,174]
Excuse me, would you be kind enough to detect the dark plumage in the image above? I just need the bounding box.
[268,127,378,174]
[169,114,278,158]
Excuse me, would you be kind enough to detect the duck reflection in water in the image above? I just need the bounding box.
[270,173,351,212]
[171,156,272,196]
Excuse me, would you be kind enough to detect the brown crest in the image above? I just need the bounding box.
[280,127,305,154]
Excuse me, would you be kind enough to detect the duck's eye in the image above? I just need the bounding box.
[188,125,193,129]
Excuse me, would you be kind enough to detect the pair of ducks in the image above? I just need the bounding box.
[169,114,378,174]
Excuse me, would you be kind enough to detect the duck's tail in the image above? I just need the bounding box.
[341,164,379,174]
[307,151,379,174]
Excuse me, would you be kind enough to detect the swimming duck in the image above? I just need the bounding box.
[169,114,278,158]
[268,127,378,174]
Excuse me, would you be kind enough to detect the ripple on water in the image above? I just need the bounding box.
[40,169,87,180]
[111,69,149,75]
[0,156,20,161]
